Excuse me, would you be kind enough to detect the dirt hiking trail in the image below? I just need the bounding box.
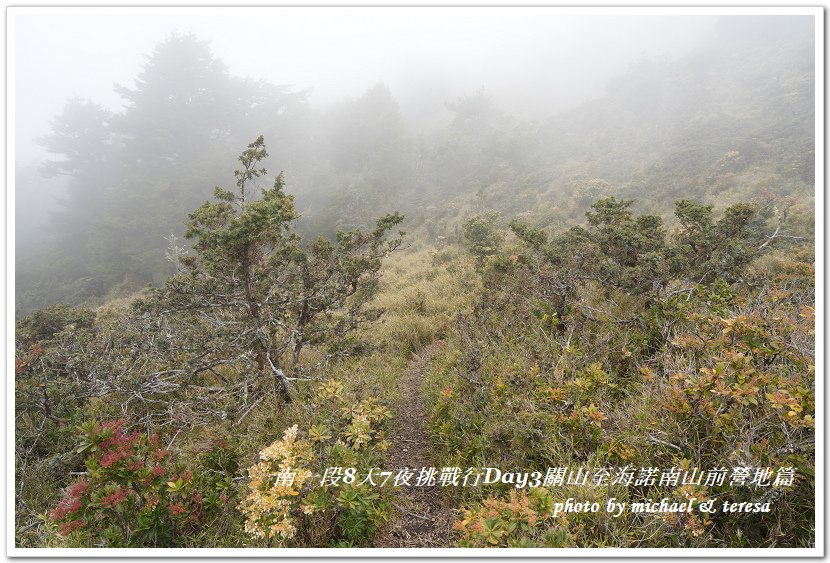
[372,341,457,547]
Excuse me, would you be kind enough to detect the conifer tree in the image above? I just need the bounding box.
[137,137,404,401]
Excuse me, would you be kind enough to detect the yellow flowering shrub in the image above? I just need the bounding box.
[240,379,393,546]
[239,425,313,544]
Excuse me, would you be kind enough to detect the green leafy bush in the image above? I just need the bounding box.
[48,420,235,547]
[239,379,392,547]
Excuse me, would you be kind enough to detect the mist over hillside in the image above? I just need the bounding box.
[12,10,818,551]
[15,14,813,315]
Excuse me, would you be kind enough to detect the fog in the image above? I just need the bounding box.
[12,9,815,314]
[11,10,820,552]
[14,10,718,162]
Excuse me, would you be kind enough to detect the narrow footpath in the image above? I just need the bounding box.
[372,342,456,547]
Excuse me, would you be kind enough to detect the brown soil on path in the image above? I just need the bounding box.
[372,341,457,548]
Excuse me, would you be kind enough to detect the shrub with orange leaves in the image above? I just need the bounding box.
[454,488,570,547]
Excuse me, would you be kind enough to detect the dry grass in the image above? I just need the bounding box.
[366,247,481,356]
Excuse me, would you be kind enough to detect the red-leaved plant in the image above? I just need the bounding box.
[49,419,234,547]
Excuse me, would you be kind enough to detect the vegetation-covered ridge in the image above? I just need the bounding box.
[16,137,483,547]
[15,135,813,546]
[14,17,815,550]
[17,20,813,314]
[428,197,814,547]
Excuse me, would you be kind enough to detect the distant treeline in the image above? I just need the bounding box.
[16,18,814,315]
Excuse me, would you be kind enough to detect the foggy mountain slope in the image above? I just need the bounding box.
[12,13,818,551]
[15,18,814,315]
[531,17,814,207]
[389,17,814,236]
